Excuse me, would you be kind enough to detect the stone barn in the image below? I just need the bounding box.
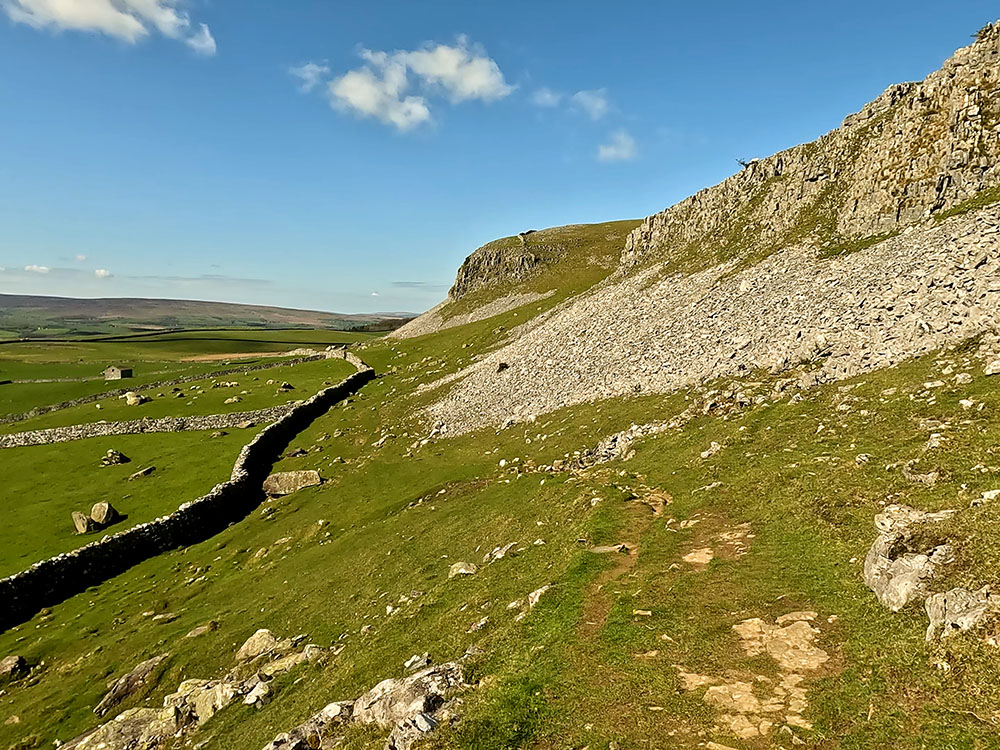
[102,365,133,380]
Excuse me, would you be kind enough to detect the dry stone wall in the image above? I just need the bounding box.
[0,406,294,448]
[0,359,374,632]
[624,24,1000,266]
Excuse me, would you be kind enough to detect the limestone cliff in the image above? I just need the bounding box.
[624,22,1000,267]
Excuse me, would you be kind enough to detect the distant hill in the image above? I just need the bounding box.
[0,294,414,339]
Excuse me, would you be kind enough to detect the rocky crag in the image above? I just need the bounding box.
[422,24,1000,434]
[624,23,1000,267]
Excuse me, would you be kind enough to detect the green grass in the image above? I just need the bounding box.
[934,184,1000,223]
[0,310,998,750]
[0,429,259,578]
[0,357,356,433]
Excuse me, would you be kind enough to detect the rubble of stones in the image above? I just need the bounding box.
[863,500,1000,641]
[61,629,325,749]
[264,660,468,750]
[624,25,1000,266]
[427,205,1000,434]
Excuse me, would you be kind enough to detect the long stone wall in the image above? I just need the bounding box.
[0,358,375,632]
[0,353,332,427]
[0,406,295,448]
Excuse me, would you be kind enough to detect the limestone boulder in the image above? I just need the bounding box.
[234,629,282,662]
[925,587,998,640]
[0,655,28,684]
[353,662,464,728]
[262,470,322,496]
[101,449,130,467]
[94,653,170,717]
[448,561,478,578]
[73,511,96,535]
[91,501,121,527]
[124,392,150,406]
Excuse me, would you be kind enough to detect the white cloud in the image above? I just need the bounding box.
[25,264,50,273]
[1,0,216,54]
[597,130,637,162]
[0,266,6,272]
[401,36,512,102]
[325,37,511,132]
[531,87,562,107]
[571,89,610,120]
[370,291,379,296]
[289,62,331,93]
[74,253,88,262]
[185,22,215,56]
[95,268,112,278]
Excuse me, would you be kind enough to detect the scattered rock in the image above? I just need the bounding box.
[448,561,478,578]
[101,449,130,467]
[262,470,322,496]
[184,622,219,639]
[124,392,151,406]
[985,360,1000,376]
[128,466,155,481]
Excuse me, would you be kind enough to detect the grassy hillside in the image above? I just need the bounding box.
[1,315,998,750]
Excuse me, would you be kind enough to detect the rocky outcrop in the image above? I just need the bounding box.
[624,24,1000,268]
[263,661,466,750]
[94,654,170,718]
[863,505,956,612]
[925,587,999,640]
[64,631,323,750]
[449,236,566,300]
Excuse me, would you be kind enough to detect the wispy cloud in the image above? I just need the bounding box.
[95,268,112,279]
[289,62,331,93]
[24,264,49,273]
[74,253,87,262]
[597,130,637,162]
[570,89,610,120]
[1,0,216,55]
[530,87,562,108]
[392,281,449,291]
[530,87,611,120]
[301,36,513,132]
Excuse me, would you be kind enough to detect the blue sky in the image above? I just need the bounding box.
[0,1,994,314]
